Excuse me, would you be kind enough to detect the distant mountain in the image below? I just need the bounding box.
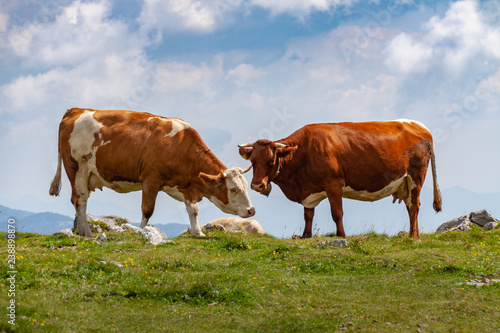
[154,223,189,238]
[0,205,73,234]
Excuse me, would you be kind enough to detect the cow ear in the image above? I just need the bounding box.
[277,146,297,159]
[199,172,225,187]
[239,147,253,160]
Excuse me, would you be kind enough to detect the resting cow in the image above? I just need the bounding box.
[239,120,441,239]
[50,108,255,237]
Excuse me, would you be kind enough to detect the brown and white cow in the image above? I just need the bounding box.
[239,120,442,239]
[50,108,255,237]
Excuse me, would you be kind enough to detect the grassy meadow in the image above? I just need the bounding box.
[1,225,499,332]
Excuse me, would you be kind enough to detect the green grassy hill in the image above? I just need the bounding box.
[1,226,499,332]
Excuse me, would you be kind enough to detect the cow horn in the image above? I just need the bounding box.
[242,165,252,173]
[238,142,255,148]
[273,142,288,149]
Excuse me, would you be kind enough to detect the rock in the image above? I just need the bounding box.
[97,233,108,242]
[99,260,124,268]
[109,226,124,232]
[436,210,498,233]
[436,214,471,233]
[90,224,102,233]
[86,214,125,231]
[197,217,265,234]
[54,228,74,237]
[329,239,348,247]
[122,223,141,232]
[139,225,169,245]
[469,209,496,227]
[483,221,498,231]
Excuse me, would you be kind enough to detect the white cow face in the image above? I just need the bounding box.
[199,167,255,218]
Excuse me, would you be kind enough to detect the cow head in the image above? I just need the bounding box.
[238,140,297,196]
[199,167,255,218]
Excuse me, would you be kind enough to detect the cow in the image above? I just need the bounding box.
[238,120,442,239]
[49,108,255,237]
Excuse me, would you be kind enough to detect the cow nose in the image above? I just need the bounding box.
[247,207,255,217]
[251,182,264,191]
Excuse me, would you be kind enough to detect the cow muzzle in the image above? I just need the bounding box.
[244,207,256,218]
[251,182,272,197]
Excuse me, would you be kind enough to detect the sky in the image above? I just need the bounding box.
[1,0,499,236]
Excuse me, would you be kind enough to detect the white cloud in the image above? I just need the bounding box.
[385,0,500,74]
[226,63,266,88]
[139,0,238,34]
[250,0,357,18]
[0,8,7,32]
[7,0,143,67]
[153,60,222,98]
[385,33,432,73]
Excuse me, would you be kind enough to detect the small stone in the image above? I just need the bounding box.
[98,233,108,242]
[54,228,73,237]
[90,224,102,233]
[328,239,348,247]
[483,221,498,231]
[417,323,429,328]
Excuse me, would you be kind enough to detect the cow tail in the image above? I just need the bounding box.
[49,150,62,196]
[430,143,442,212]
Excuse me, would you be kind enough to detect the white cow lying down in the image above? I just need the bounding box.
[188,217,265,235]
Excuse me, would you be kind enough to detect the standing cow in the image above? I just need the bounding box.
[50,108,255,237]
[239,120,441,239]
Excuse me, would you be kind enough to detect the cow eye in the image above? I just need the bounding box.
[229,188,237,193]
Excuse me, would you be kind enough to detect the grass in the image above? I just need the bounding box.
[1,225,499,332]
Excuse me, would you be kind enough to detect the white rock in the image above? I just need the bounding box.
[122,223,141,232]
[54,228,73,237]
[139,225,169,245]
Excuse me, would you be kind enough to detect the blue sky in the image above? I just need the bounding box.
[1,0,499,236]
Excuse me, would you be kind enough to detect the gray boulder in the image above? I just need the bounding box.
[469,209,496,227]
[436,214,471,233]
[436,209,498,233]
[483,221,499,231]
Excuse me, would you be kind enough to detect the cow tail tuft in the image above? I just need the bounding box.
[49,151,62,196]
[430,143,442,212]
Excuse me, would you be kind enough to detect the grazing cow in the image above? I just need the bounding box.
[239,120,442,239]
[50,108,255,237]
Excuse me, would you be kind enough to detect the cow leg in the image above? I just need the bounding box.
[140,182,160,228]
[185,201,205,237]
[326,188,345,238]
[302,207,315,238]
[406,180,422,239]
[71,166,92,237]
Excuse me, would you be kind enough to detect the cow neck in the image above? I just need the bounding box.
[197,148,228,201]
